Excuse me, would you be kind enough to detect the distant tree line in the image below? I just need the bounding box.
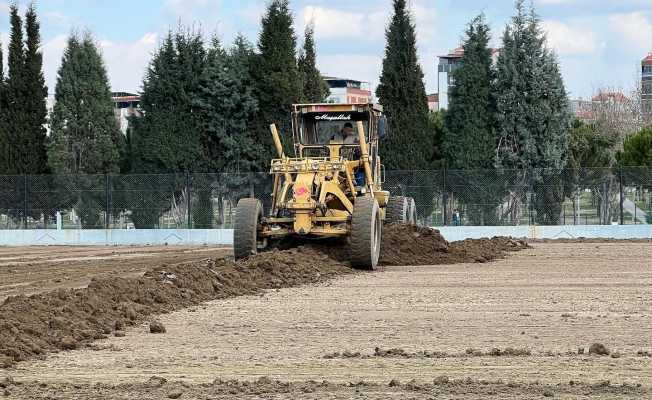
[0,0,650,227]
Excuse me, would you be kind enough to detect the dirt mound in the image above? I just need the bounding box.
[379,224,449,265]
[4,376,648,399]
[0,225,527,368]
[379,224,528,266]
[0,246,351,368]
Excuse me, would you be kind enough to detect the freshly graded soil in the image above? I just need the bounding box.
[4,241,651,400]
[0,225,526,368]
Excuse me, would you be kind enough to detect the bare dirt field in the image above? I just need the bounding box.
[0,245,230,301]
[2,238,651,399]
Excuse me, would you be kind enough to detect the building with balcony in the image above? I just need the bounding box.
[112,92,142,134]
[323,77,373,104]
[643,53,652,118]
[436,47,500,110]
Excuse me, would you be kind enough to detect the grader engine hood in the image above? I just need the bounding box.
[290,173,317,235]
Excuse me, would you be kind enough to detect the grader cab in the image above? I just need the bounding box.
[234,103,416,269]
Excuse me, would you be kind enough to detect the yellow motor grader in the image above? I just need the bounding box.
[234,103,416,269]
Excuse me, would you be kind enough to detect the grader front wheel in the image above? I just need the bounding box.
[234,198,264,260]
[350,197,382,270]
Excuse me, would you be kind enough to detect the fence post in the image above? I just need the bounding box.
[186,172,192,229]
[442,168,448,226]
[23,175,28,229]
[618,167,624,225]
[529,173,535,226]
[105,174,111,229]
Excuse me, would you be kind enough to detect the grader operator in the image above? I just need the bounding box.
[234,103,416,270]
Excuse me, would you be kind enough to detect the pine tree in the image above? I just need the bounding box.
[376,0,432,170]
[192,35,262,227]
[443,14,494,170]
[47,33,123,227]
[129,29,206,228]
[494,1,571,224]
[495,1,569,171]
[48,33,122,174]
[195,35,260,174]
[130,30,205,175]
[22,4,49,174]
[443,14,501,225]
[298,22,329,103]
[251,0,302,168]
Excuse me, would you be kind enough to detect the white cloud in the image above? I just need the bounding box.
[0,1,9,15]
[43,11,71,28]
[164,0,214,14]
[300,6,386,40]
[541,20,602,56]
[536,0,576,5]
[302,1,441,93]
[239,3,265,25]
[609,12,652,53]
[42,33,159,94]
[100,33,160,92]
[318,54,383,93]
[42,34,68,93]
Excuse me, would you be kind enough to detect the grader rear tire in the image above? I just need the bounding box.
[406,197,417,225]
[350,197,382,270]
[386,196,408,224]
[234,198,263,260]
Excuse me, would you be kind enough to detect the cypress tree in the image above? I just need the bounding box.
[251,0,302,168]
[22,4,49,174]
[298,22,329,103]
[0,5,48,175]
[376,0,431,170]
[0,40,6,173]
[4,4,25,175]
[443,14,494,169]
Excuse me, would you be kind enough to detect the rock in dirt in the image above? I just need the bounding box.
[60,336,77,350]
[149,320,166,334]
[589,343,610,356]
[167,390,183,399]
[147,376,167,387]
[114,331,126,338]
[0,357,12,369]
[114,320,124,331]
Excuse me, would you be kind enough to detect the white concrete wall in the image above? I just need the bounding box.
[0,229,233,246]
[0,225,650,246]
[437,225,652,242]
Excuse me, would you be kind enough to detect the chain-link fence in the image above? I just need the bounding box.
[0,167,650,229]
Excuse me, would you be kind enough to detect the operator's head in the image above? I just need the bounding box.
[343,122,354,136]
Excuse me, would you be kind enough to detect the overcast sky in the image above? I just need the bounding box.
[0,0,651,99]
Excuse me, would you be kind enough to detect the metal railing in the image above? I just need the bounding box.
[0,167,650,229]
